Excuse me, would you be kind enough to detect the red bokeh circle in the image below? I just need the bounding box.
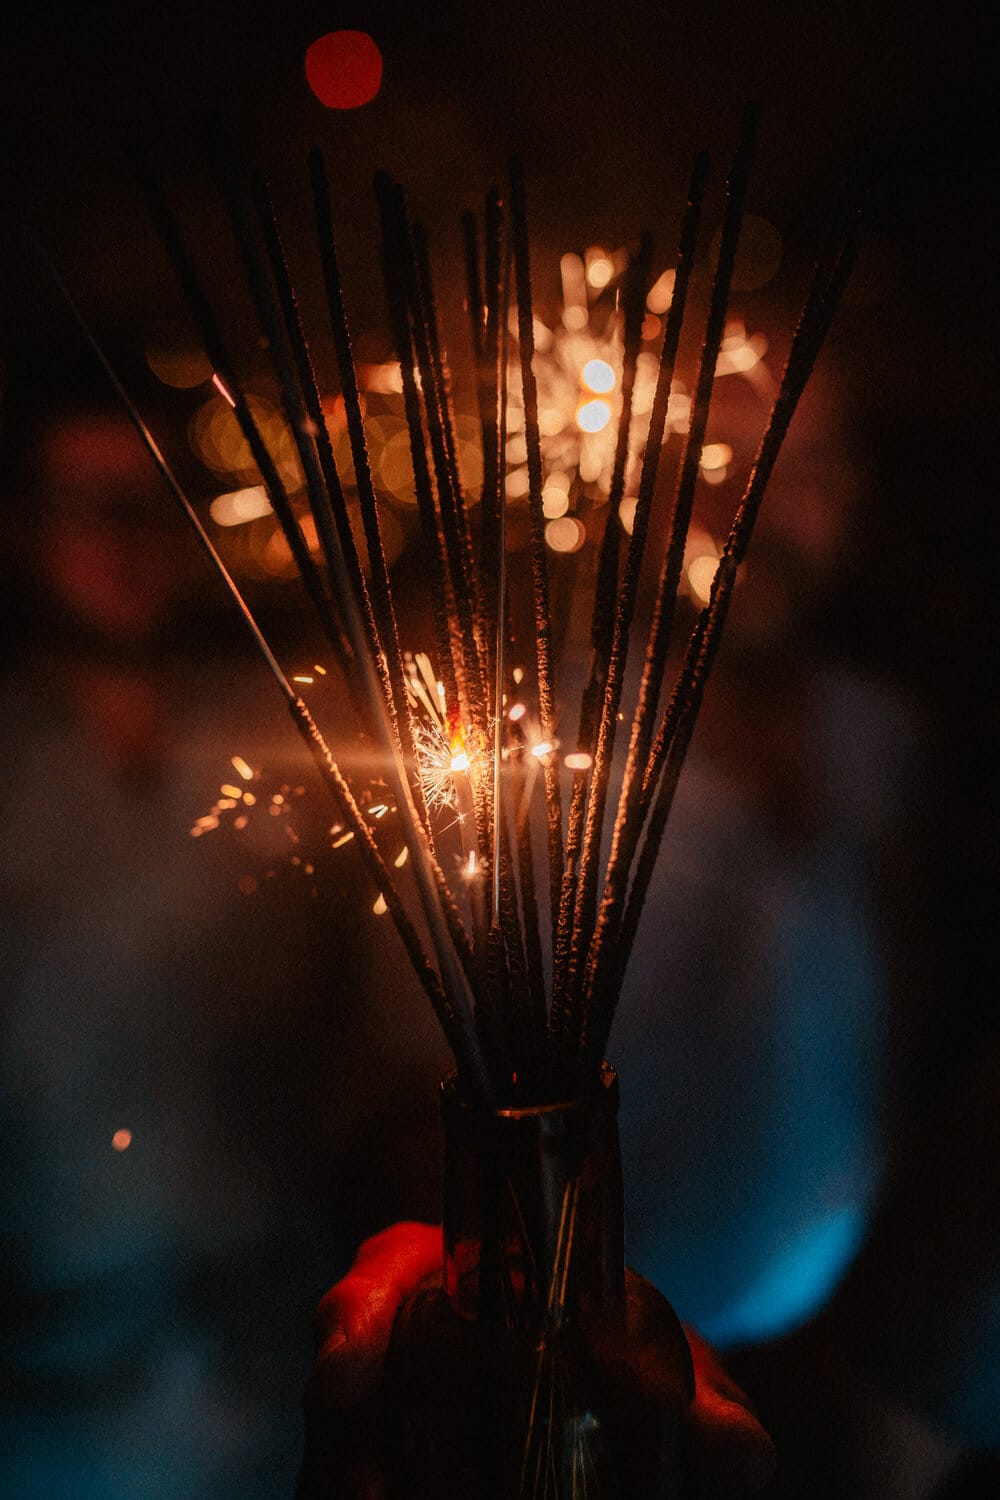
[305,31,383,110]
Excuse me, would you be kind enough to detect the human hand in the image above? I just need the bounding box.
[299,1222,775,1498]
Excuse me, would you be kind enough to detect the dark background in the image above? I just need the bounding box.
[2,2,997,1494]
[3,0,994,1214]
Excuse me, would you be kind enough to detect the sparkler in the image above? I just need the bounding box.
[24,103,862,1110]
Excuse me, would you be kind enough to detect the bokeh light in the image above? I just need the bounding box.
[305,31,383,110]
[545,516,585,553]
[576,399,612,433]
[144,322,212,389]
[210,485,272,527]
[581,359,615,394]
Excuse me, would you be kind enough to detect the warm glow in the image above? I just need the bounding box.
[545,516,585,553]
[144,324,212,389]
[112,1129,132,1152]
[505,467,531,499]
[394,847,409,868]
[532,741,555,758]
[564,752,592,771]
[220,783,243,799]
[581,359,615,394]
[700,443,733,471]
[576,399,612,433]
[646,269,675,314]
[687,554,719,604]
[508,702,527,722]
[586,255,614,289]
[542,486,569,519]
[372,892,388,916]
[619,496,638,535]
[450,752,470,773]
[231,757,254,780]
[332,830,354,848]
[210,485,273,528]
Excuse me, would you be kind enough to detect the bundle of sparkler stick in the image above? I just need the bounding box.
[38,102,860,1109]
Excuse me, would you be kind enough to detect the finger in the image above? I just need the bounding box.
[684,1327,776,1496]
[685,1390,777,1496]
[309,1222,443,1407]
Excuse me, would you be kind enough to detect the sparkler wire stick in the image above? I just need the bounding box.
[20,227,484,1076]
[549,152,708,1039]
[412,220,487,677]
[293,156,483,985]
[374,173,463,719]
[581,202,864,1070]
[212,166,491,1097]
[135,168,357,686]
[476,189,505,681]
[246,169,393,715]
[242,171,488,985]
[509,156,565,931]
[565,108,758,1044]
[548,232,658,1030]
[406,217,491,747]
[307,147,432,834]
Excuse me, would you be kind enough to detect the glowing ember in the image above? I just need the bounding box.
[112,1129,132,1152]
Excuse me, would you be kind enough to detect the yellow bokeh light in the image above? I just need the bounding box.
[505,467,531,499]
[700,443,733,471]
[581,359,616,394]
[576,399,612,434]
[646,269,675,314]
[542,487,569,519]
[144,322,212,389]
[687,554,719,604]
[538,407,566,437]
[545,516,585,553]
[564,752,592,771]
[210,485,273,527]
[586,256,614,289]
[618,496,638,535]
